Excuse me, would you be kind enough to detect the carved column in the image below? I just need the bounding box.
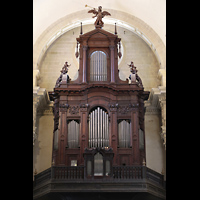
[158,95,166,150]
[33,87,49,146]
[109,104,118,165]
[82,45,88,83]
[80,104,89,165]
[148,86,166,150]
[131,103,140,165]
[109,45,115,83]
[157,68,166,149]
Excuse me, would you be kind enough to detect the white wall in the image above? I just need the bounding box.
[33,0,166,46]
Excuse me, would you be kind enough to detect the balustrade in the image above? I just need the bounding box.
[113,166,142,179]
[52,166,84,180]
[34,165,164,187]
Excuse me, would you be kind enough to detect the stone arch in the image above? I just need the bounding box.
[33,9,165,72]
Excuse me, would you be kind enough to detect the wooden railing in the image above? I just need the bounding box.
[146,167,164,186]
[52,166,84,180]
[112,166,164,186]
[34,165,164,187]
[113,166,142,179]
[34,167,51,186]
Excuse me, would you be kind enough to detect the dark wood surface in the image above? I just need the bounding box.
[49,27,150,168]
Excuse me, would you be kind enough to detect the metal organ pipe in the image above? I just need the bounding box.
[68,120,80,148]
[90,51,107,81]
[89,107,109,147]
[118,120,131,148]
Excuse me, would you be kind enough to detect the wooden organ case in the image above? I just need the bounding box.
[49,25,150,179]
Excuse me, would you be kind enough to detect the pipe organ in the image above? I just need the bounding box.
[49,24,149,176]
[34,8,166,200]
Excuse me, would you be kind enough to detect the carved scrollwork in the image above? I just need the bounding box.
[116,103,139,114]
[118,105,131,114]
[59,103,69,112]
[69,106,79,115]
[108,103,118,112]
[80,103,89,112]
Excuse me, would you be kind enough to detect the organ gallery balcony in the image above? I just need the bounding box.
[33,165,166,200]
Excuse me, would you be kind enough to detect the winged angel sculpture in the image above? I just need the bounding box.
[88,6,111,28]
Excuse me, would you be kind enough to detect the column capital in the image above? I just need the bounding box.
[109,45,115,50]
[83,45,88,51]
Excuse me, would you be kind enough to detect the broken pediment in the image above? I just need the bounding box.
[77,28,118,43]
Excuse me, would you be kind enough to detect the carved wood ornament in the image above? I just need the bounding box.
[48,6,150,169]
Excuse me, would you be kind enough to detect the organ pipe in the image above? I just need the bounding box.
[68,120,80,148]
[90,51,107,81]
[118,120,131,148]
[89,107,109,147]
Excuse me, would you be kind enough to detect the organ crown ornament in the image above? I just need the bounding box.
[88,6,111,28]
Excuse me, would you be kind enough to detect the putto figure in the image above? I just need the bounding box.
[55,62,70,87]
[60,61,71,74]
[128,61,138,74]
[128,61,143,88]
[88,6,111,28]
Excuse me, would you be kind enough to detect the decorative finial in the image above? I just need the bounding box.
[75,42,79,58]
[88,6,111,28]
[115,23,117,34]
[118,41,122,58]
[80,22,83,35]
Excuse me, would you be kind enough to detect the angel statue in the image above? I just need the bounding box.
[55,62,70,87]
[128,61,143,88]
[88,6,111,28]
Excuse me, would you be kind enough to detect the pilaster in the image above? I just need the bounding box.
[109,45,115,83]
[82,45,88,83]
[147,86,166,150]
[33,87,49,146]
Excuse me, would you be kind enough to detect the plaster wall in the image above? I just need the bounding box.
[33,0,166,46]
[33,115,54,176]
[145,113,166,179]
